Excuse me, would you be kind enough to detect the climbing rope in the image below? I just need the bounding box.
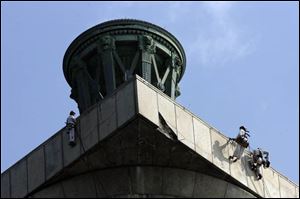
[75,125,109,197]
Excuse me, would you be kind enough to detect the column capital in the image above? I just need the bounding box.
[139,35,156,54]
[100,35,116,51]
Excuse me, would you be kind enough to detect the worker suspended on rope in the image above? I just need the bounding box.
[66,111,76,146]
[250,147,270,180]
[229,126,250,162]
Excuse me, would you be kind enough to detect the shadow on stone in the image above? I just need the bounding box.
[212,140,229,164]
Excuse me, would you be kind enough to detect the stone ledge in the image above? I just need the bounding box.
[1,76,298,198]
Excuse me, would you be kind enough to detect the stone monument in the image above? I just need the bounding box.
[63,19,185,113]
[1,19,298,198]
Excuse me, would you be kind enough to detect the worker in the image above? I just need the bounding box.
[66,111,76,146]
[229,126,250,162]
[250,147,270,180]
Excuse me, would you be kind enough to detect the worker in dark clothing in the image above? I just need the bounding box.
[229,126,250,162]
[250,148,270,180]
[66,111,76,146]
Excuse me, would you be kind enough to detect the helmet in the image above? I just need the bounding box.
[70,111,76,115]
[240,126,247,131]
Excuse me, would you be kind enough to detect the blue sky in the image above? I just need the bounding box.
[1,2,299,184]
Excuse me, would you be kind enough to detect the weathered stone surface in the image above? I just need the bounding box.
[130,166,163,195]
[120,122,138,149]
[116,81,136,127]
[101,135,123,167]
[157,94,176,131]
[61,159,88,178]
[162,168,195,197]
[169,143,193,168]
[86,147,108,169]
[62,128,81,167]
[111,194,176,198]
[152,132,172,166]
[2,78,299,198]
[263,168,280,198]
[122,147,138,165]
[32,183,65,198]
[228,141,248,187]
[99,94,117,140]
[210,129,230,174]
[10,159,27,198]
[136,80,159,125]
[193,172,227,198]
[225,183,255,198]
[279,175,297,198]
[137,119,156,165]
[193,118,212,162]
[29,166,262,198]
[80,105,99,151]
[96,167,131,195]
[175,106,195,150]
[1,171,10,198]
[62,173,97,198]
[27,146,45,193]
[45,133,63,179]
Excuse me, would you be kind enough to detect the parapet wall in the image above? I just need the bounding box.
[1,76,298,198]
[135,76,298,198]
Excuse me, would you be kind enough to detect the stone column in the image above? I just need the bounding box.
[70,64,91,113]
[100,35,116,95]
[171,53,182,99]
[70,58,101,113]
[139,35,156,83]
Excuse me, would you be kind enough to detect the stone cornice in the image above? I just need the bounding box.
[63,19,186,86]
